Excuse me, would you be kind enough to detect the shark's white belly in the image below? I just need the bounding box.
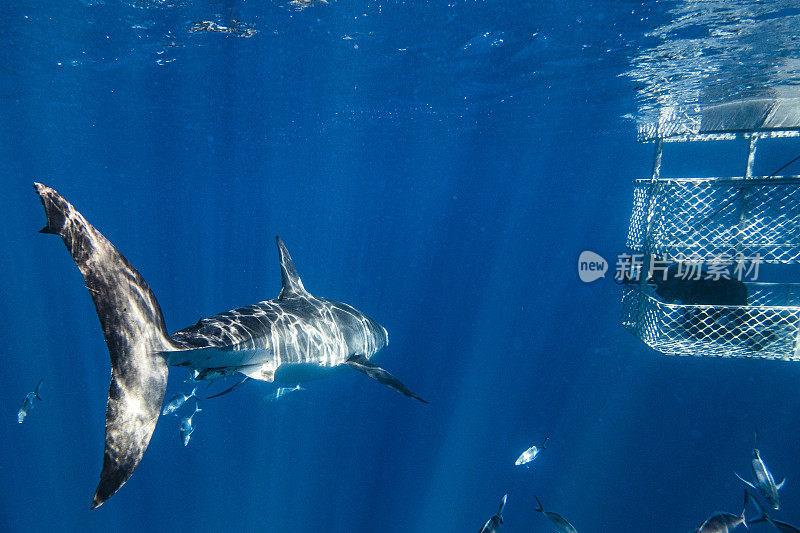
[166,346,268,370]
[165,340,350,383]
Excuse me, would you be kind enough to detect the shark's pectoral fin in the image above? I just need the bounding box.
[344,354,427,404]
[777,478,786,490]
[92,351,168,509]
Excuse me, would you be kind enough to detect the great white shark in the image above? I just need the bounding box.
[34,183,426,509]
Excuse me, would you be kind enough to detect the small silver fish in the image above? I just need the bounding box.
[694,491,747,533]
[515,436,549,466]
[535,497,578,533]
[479,494,507,533]
[17,379,43,424]
[179,404,202,446]
[267,384,305,402]
[736,431,785,510]
[162,386,198,416]
[695,512,746,533]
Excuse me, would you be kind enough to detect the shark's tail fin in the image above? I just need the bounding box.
[35,183,176,509]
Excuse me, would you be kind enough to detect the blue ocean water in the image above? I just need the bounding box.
[3,1,800,531]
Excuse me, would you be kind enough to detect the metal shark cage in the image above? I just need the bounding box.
[622,98,800,361]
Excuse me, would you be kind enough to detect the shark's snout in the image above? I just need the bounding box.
[368,318,388,351]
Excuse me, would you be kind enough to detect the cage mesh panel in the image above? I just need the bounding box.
[621,285,800,360]
[626,178,800,263]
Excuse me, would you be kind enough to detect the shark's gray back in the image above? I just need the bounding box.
[169,295,379,367]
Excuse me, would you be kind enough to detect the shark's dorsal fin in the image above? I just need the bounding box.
[276,236,308,299]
